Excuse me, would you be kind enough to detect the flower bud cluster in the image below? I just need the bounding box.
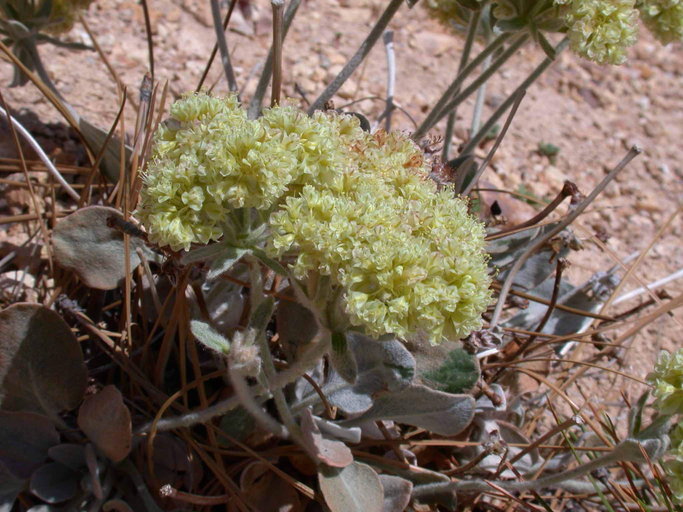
[649,348,683,416]
[270,129,492,344]
[666,422,683,504]
[638,0,683,44]
[46,0,95,34]
[648,348,683,504]
[564,0,638,65]
[139,94,492,344]
[138,94,359,251]
[424,0,683,65]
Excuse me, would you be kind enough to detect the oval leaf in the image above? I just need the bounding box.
[379,475,412,512]
[327,334,416,414]
[77,386,132,463]
[319,461,383,512]
[0,410,59,479]
[0,303,86,415]
[190,320,231,354]
[300,409,353,468]
[341,384,475,436]
[53,206,142,290]
[29,462,80,504]
[47,444,86,471]
[423,348,480,394]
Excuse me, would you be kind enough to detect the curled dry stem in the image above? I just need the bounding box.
[486,181,580,240]
[489,146,642,329]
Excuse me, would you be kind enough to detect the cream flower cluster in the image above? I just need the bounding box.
[139,93,492,344]
[138,95,357,251]
[46,0,95,34]
[424,0,646,65]
[638,0,683,44]
[564,0,638,65]
[666,422,683,504]
[649,348,683,416]
[269,130,492,344]
[648,349,683,504]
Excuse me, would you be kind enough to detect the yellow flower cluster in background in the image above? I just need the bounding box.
[667,422,683,504]
[138,94,492,344]
[648,348,683,505]
[649,348,683,415]
[424,0,683,66]
[638,0,683,44]
[46,0,95,34]
[564,0,638,64]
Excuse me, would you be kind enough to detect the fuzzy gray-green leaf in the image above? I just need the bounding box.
[190,320,231,354]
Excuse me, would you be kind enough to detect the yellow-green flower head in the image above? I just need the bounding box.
[138,94,362,251]
[565,0,638,64]
[665,421,683,504]
[648,348,683,416]
[139,94,492,343]
[638,0,683,44]
[45,0,94,35]
[270,130,492,345]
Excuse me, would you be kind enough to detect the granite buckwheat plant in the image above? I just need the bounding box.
[1,0,680,508]
[138,93,493,345]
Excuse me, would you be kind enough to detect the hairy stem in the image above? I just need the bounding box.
[470,51,491,136]
[422,34,530,136]
[211,0,239,94]
[270,0,285,107]
[459,90,526,195]
[461,37,568,155]
[442,10,480,160]
[414,443,646,497]
[138,330,331,433]
[412,32,515,141]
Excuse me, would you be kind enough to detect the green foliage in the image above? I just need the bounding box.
[516,183,548,207]
[538,141,561,162]
[648,348,683,416]
[424,348,480,394]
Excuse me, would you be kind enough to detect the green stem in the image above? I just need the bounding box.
[461,37,568,155]
[412,31,515,141]
[247,254,305,444]
[307,0,406,114]
[469,51,491,136]
[442,9,480,160]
